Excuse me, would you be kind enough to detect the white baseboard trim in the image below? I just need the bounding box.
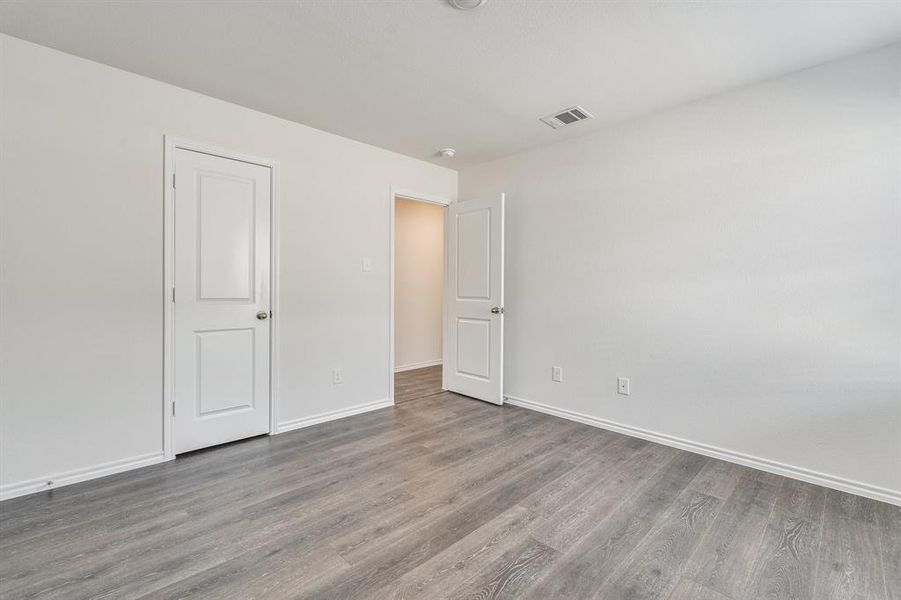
[394,359,442,373]
[505,395,900,507]
[276,398,394,434]
[2,399,396,502]
[0,451,167,502]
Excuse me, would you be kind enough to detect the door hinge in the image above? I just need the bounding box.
[171,287,176,302]
[172,173,176,189]
[172,402,176,416]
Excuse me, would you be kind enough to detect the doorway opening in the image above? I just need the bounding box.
[390,193,448,405]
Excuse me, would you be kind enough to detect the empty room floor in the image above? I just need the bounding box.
[1,375,897,599]
[394,365,443,405]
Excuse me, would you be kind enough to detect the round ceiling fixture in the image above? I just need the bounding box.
[448,0,487,10]
[438,148,457,159]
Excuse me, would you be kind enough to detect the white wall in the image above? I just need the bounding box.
[394,198,445,371]
[0,35,456,496]
[460,44,901,502]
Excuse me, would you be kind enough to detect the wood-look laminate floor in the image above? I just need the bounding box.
[394,364,443,405]
[1,368,897,600]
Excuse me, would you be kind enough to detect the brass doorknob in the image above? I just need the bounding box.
[256,311,269,320]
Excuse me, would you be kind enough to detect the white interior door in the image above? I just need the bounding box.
[444,194,504,404]
[174,148,271,453]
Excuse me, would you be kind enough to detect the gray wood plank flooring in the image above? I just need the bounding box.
[0,366,896,599]
[394,364,443,404]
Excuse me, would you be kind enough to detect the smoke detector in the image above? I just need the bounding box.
[438,148,457,159]
[540,106,595,129]
[448,0,487,9]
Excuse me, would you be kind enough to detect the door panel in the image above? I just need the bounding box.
[174,148,271,453]
[444,195,504,404]
[197,173,255,301]
[456,209,491,299]
[456,318,491,380]
[196,328,256,416]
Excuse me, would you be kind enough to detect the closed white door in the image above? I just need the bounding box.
[444,195,505,404]
[174,148,272,453]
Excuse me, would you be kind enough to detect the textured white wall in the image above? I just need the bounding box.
[460,44,901,499]
[394,198,445,370]
[0,35,457,491]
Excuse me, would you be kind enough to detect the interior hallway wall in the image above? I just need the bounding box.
[394,198,445,371]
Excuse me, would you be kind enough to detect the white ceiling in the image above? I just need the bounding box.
[2,1,899,167]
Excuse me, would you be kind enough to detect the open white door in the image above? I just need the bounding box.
[173,148,272,453]
[444,194,504,405]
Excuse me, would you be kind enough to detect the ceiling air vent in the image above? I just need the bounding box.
[540,106,595,129]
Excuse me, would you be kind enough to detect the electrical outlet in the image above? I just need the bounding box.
[361,256,372,272]
[332,368,343,385]
[552,366,563,383]
[617,377,630,395]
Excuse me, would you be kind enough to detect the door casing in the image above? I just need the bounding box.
[163,136,280,460]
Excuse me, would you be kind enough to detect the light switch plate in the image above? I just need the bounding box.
[361,256,372,272]
[552,366,563,383]
[617,377,630,395]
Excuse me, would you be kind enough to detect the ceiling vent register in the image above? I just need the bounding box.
[540,106,595,129]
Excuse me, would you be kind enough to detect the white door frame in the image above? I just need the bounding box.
[389,187,451,404]
[163,135,281,460]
